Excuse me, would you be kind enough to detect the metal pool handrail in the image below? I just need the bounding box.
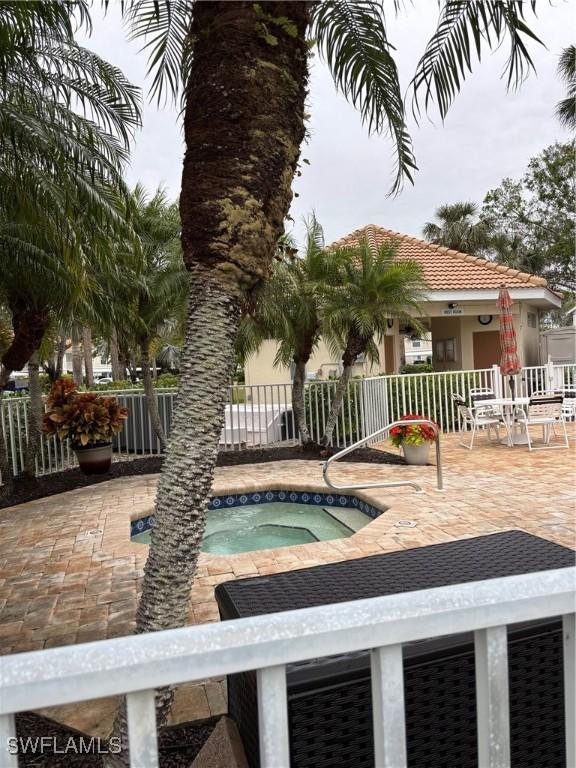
[323,419,443,492]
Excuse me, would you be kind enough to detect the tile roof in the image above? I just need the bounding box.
[329,224,549,291]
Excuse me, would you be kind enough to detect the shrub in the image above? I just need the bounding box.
[304,379,363,445]
[381,371,490,432]
[155,372,179,388]
[88,379,136,391]
[230,386,246,404]
[42,379,128,448]
[400,363,434,374]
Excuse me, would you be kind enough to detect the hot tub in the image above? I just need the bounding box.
[130,489,384,555]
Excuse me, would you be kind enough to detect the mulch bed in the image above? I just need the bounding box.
[0,445,405,510]
[15,712,216,767]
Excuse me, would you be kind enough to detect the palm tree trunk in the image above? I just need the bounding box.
[122,1,310,741]
[82,326,94,387]
[0,365,11,390]
[292,358,312,444]
[133,276,239,722]
[70,326,83,386]
[140,343,166,451]
[1,297,50,386]
[23,351,43,477]
[320,364,354,447]
[320,335,369,447]
[54,335,66,381]
[110,328,122,381]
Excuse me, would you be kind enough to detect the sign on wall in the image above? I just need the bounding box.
[441,308,464,316]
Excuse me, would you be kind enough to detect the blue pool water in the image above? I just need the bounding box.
[131,501,372,554]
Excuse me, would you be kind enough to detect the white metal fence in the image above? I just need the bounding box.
[0,567,573,768]
[1,363,574,479]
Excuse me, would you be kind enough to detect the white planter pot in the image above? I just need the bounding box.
[402,442,430,465]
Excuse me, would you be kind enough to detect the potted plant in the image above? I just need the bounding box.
[42,378,128,474]
[390,413,439,465]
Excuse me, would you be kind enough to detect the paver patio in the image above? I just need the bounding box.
[1,428,574,735]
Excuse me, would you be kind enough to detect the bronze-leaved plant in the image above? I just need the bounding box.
[42,378,128,448]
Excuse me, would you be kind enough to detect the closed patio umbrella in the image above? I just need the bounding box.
[497,284,521,399]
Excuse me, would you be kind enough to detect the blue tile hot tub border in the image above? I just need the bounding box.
[130,490,384,537]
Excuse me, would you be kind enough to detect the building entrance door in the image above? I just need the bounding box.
[473,330,500,368]
[384,336,395,373]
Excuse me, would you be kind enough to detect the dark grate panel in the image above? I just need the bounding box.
[218,532,574,768]
[216,531,574,619]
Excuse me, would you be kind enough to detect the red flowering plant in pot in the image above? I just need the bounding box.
[389,413,439,465]
[42,378,128,475]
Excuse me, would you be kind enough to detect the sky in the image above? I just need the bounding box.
[82,1,573,247]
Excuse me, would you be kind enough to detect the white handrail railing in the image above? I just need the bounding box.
[0,567,573,768]
[323,418,442,492]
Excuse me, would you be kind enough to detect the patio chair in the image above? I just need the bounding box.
[514,395,569,451]
[452,393,506,450]
[469,387,496,401]
[531,389,576,423]
[468,387,501,418]
[560,389,576,421]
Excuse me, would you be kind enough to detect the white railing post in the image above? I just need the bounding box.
[491,365,503,399]
[257,665,290,768]
[563,613,575,768]
[0,714,18,768]
[474,626,510,768]
[371,645,407,768]
[126,689,159,768]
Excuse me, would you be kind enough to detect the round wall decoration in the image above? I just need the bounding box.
[478,314,493,325]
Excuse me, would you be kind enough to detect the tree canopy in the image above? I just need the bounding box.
[481,141,575,294]
[422,202,490,255]
[0,0,141,387]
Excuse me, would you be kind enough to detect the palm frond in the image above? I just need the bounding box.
[411,1,543,119]
[120,0,192,105]
[311,0,416,195]
[556,45,576,130]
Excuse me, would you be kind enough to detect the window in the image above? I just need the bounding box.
[412,341,421,348]
[527,312,537,328]
[434,338,456,363]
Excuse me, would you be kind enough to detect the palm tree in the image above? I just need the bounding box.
[0,1,140,388]
[238,216,342,446]
[423,202,490,255]
[556,45,576,130]
[319,239,425,446]
[123,185,186,449]
[0,2,140,486]
[118,0,545,728]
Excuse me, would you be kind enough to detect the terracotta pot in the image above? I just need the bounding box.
[402,442,430,466]
[73,443,112,475]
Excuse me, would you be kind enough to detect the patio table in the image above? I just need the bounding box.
[216,530,574,768]
[474,396,530,446]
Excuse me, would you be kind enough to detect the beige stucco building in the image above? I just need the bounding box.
[244,225,562,385]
